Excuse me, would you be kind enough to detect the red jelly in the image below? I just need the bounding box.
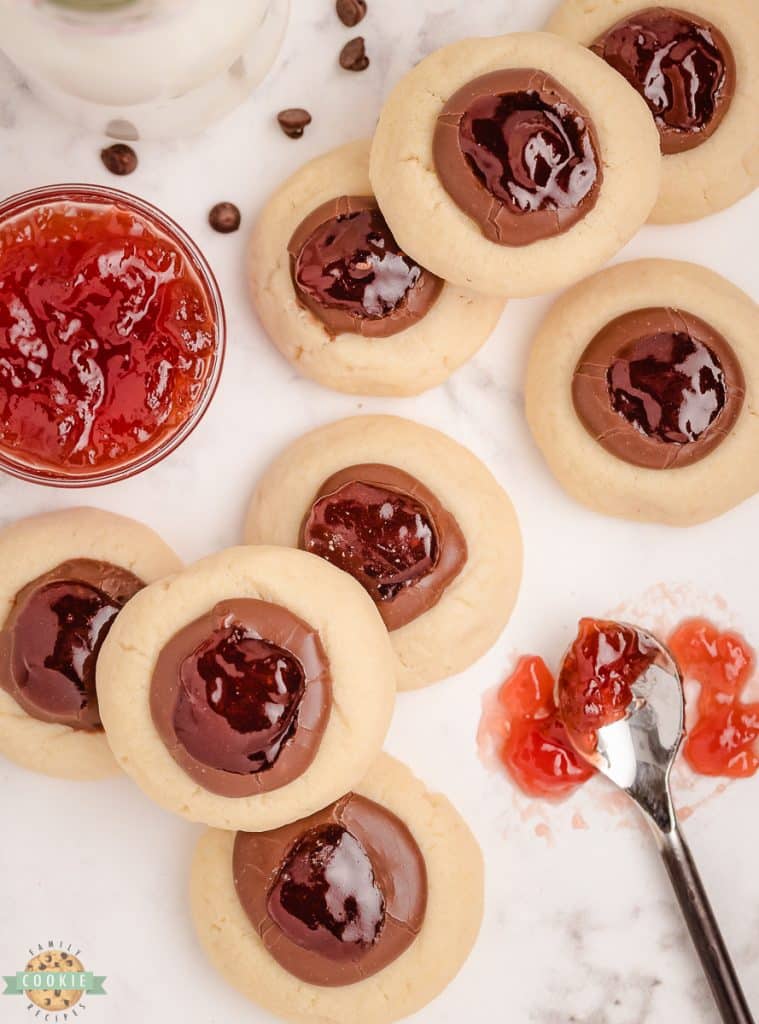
[303,480,438,603]
[173,624,306,775]
[294,207,424,320]
[496,656,595,799]
[14,580,122,729]
[670,619,759,778]
[460,89,598,214]
[608,333,727,443]
[0,185,223,485]
[268,824,385,958]
[557,618,656,740]
[592,10,735,154]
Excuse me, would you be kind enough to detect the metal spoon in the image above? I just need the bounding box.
[558,623,754,1024]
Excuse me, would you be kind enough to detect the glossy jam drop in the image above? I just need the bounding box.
[0,198,217,474]
[557,619,657,739]
[459,90,598,213]
[13,580,121,727]
[670,619,759,778]
[608,333,727,444]
[592,9,734,153]
[173,624,306,774]
[303,479,438,603]
[293,208,424,319]
[495,656,595,799]
[268,823,385,958]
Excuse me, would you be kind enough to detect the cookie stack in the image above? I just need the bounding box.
[0,409,522,1023]
[1,4,758,1023]
[251,28,667,395]
[250,7,759,525]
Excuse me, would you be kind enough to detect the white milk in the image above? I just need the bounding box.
[0,0,290,139]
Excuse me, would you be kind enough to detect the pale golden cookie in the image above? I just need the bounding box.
[546,0,759,223]
[191,753,484,1024]
[370,32,661,297]
[525,259,759,525]
[97,546,396,831]
[0,508,181,781]
[248,139,505,396]
[245,416,522,689]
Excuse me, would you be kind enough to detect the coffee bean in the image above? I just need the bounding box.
[100,143,138,176]
[208,202,241,234]
[277,108,312,139]
[336,0,366,27]
[340,36,369,72]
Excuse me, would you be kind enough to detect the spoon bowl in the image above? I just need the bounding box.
[562,624,684,829]
[557,618,754,1024]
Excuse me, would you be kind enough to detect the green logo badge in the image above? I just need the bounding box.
[3,943,106,1017]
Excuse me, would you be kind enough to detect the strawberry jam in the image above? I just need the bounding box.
[557,618,657,740]
[483,617,759,802]
[300,464,467,632]
[173,624,307,775]
[495,656,595,799]
[267,824,385,959]
[304,479,438,604]
[670,619,759,778]
[591,10,736,155]
[0,187,222,483]
[608,332,727,444]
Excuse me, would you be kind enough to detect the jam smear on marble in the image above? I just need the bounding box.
[0,198,217,472]
[459,90,598,214]
[608,332,727,444]
[483,617,759,802]
[267,823,385,959]
[494,655,595,799]
[173,624,306,774]
[557,618,657,739]
[303,479,438,603]
[670,619,759,778]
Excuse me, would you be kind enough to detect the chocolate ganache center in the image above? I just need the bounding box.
[591,7,736,154]
[0,559,143,730]
[234,792,428,986]
[150,599,331,797]
[572,307,745,469]
[434,68,602,246]
[288,196,443,338]
[300,463,467,631]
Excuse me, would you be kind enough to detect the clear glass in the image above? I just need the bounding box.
[0,184,226,488]
[0,0,290,139]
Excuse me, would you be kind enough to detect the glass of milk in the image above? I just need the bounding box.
[0,0,290,139]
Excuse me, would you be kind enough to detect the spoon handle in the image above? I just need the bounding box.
[655,825,754,1024]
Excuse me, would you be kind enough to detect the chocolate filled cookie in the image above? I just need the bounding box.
[245,416,522,689]
[191,753,483,1024]
[0,508,181,780]
[96,546,395,830]
[369,33,661,297]
[248,140,505,396]
[546,0,759,222]
[526,259,759,525]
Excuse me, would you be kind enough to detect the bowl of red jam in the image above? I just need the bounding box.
[0,184,225,486]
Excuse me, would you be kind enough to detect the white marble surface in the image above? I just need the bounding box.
[1,2,758,1022]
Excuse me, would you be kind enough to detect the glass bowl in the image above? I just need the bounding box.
[0,183,226,487]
